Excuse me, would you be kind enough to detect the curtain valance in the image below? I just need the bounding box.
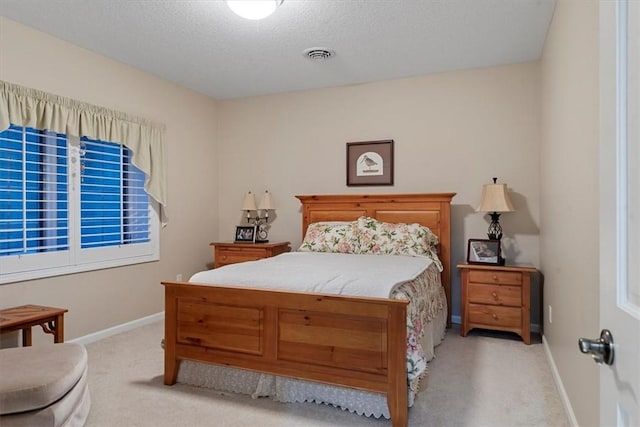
[0,80,167,211]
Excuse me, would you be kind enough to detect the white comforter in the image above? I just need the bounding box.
[189,251,432,298]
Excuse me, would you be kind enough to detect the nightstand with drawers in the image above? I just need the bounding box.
[458,263,537,344]
[210,241,291,268]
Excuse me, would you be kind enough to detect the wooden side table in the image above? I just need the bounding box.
[210,241,291,268]
[0,305,68,346]
[458,263,537,344]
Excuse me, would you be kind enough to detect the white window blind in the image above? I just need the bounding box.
[0,126,69,256]
[0,125,159,283]
[79,138,150,249]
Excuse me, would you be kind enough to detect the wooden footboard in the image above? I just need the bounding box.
[162,281,409,427]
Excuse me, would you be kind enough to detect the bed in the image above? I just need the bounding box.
[162,193,455,427]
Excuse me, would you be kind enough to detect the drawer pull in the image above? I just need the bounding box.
[492,275,498,281]
[492,292,498,299]
[492,313,497,319]
[222,255,227,260]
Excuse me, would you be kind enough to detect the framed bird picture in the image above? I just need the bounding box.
[346,140,394,186]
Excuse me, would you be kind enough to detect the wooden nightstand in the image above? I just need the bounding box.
[458,263,537,344]
[210,241,291,268]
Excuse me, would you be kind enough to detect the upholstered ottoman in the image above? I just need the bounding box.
[0,343,90,427]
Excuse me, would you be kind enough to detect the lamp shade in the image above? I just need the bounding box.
[476,182,515,213]
[241,192,257,211]
[258,191,275,210]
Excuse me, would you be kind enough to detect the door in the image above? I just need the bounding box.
[599,1,640,425]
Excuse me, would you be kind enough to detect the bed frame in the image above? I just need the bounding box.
[162,193,455,427]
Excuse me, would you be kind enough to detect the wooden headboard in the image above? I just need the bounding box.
[295,193,456,326]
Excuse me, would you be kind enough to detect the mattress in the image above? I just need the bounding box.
[190,251,437,298]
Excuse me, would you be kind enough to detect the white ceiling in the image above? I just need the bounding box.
[0,0,557,100]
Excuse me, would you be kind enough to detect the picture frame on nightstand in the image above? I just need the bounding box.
[235,225,256,243]
[467,238,501,265]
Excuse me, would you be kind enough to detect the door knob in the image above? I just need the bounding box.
[578,329,614,365]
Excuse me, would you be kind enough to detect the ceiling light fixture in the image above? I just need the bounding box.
[226,0,284,20]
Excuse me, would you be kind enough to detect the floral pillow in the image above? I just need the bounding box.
[355,217,442,270]
[297,222,360,254]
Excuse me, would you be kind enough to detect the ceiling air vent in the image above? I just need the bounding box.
[303,47,335,61]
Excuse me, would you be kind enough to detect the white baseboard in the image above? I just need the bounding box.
[542,335,579,427]
[69,311,164,346]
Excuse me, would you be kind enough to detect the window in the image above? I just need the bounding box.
[0,125,159,283]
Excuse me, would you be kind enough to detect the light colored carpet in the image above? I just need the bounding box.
[84,321,569,426]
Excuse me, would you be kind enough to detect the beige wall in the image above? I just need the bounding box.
[540,0,600,425]
[217,63,542,321]
[0,18,219,343]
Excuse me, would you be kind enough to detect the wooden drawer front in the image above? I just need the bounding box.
[217,249,266,265]
[467,303,521,328]
[270,245,291,257]
[467,283,522,307]
[469,270,522,286]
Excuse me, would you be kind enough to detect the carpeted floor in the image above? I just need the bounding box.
[84,320,569,426]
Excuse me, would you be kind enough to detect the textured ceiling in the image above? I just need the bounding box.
[0,0,557,100]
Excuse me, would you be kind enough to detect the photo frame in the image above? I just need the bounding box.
[467,239,501,265]
[235,225,256,243]
[346,140,394,186]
